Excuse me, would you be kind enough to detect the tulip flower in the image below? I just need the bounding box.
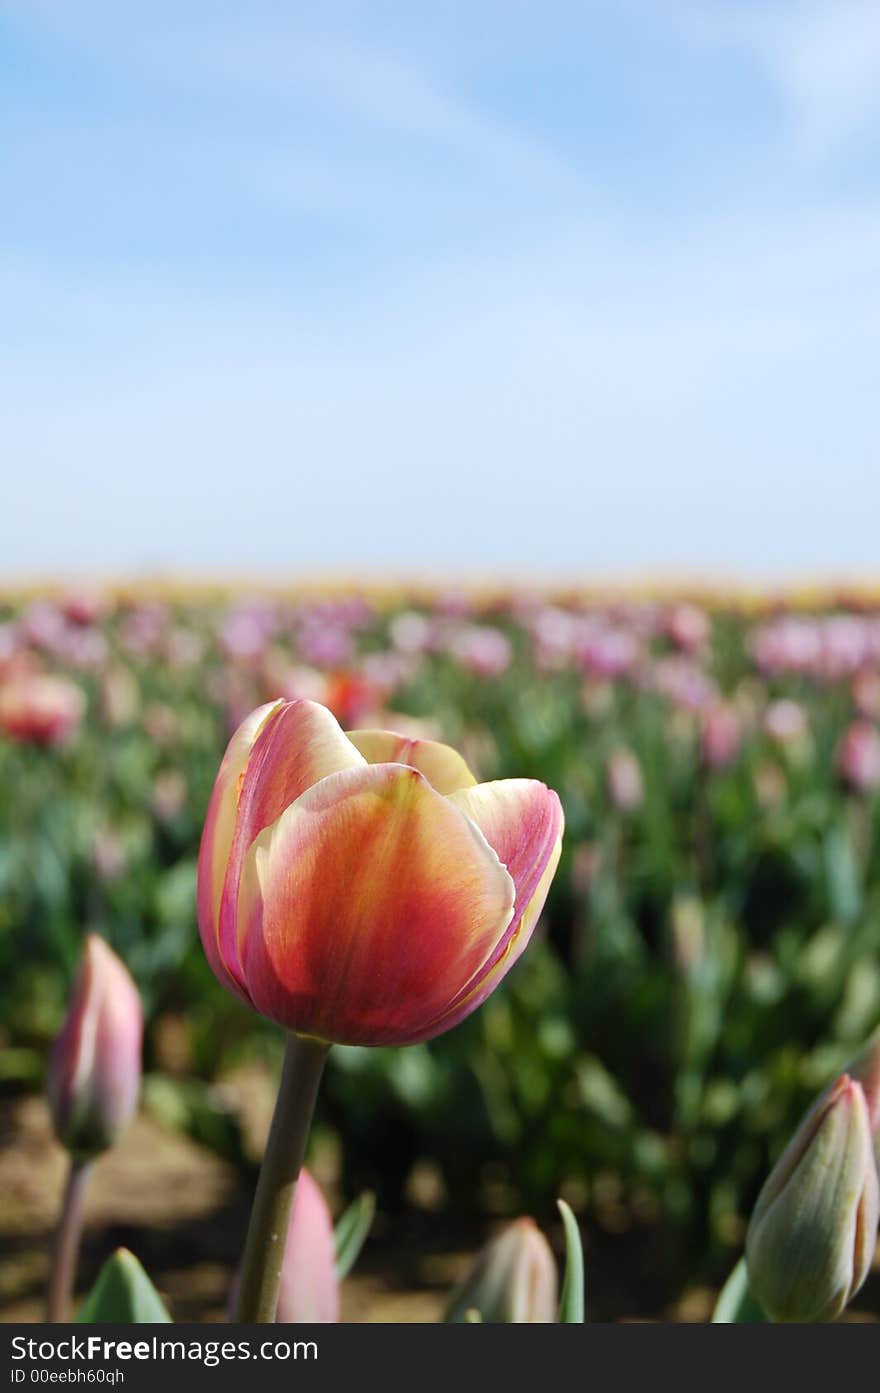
[700,702,741,770]
[197,698,563,1048]
[836,721,880,794]
[46,936,143,1321]
[665,602,710,653]
[0,672,85,746]
[199,698,563,1323]
[605,748,644,812]
[446,1218,558,1323]
[745,1074,879,1322]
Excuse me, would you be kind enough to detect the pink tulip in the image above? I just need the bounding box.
[197,699,563,1046]
[276,1169,339,1323]
[606,748,644,812]
[763,699,808,746]
[852,670,880,721]
[0,673,86,746]
[59,588,107,627]
[700,702,742,770]
[665,603,710,653]
[47,937,143,1158]
[836,721,880,794]
[449,625,512,678]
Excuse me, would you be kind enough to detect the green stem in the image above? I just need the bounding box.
[234,1033,329,1323]
[47,1157,93,1321]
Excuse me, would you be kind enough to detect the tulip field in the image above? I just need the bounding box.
[1,582,879,1322]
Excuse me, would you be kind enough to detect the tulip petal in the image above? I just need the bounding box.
[237,763,515,1045]
[426,780,563,1034]
[198,700,367,994]
[197,701,282,997]
[346,729,477,793]
[427,833,563,1039]
[449,779,563,939]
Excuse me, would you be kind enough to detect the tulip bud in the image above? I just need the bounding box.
[745,1074,879,1322]
[230,1168,339,1322]
[47,936,143,1158]
[277,1169,339,1322]
[446,1218,558,1323]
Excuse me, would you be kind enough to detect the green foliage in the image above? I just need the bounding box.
[557,1199,585,1323]
[334,1191,377,1280]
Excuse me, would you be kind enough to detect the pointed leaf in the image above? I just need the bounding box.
[75,1249,172,1324]
[556,1199,585,1323]
[334,1191,376,1280]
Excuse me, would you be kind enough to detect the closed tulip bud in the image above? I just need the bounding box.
[231,1167,338,1322]
[197,700,563,1046]
[47,937,143,1158]
[446,1218,558,1323]
[276,1169,339,1323]
[746,1075,879,1322]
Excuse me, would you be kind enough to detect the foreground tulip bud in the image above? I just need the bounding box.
[47,936,143,1158]
[446,1218,558,1323]
[198,699,563,1047]
[231,1168,338,1322]
[745,1075,879,1322]
[276,1169,339,1322]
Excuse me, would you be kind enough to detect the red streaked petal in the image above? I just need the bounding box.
[197,701,282,999]
[215,700,366,988]
[236,763,515,1045]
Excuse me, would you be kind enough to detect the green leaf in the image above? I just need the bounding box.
[334,1191,376,1280]
[711,1257,767,1323]
[75,1249,172,1324]
[556,1199,585,1323]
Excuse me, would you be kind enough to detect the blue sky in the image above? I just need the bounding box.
[3,1,879,581]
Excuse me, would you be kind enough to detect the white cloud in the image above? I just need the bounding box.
[679,0,880,159]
